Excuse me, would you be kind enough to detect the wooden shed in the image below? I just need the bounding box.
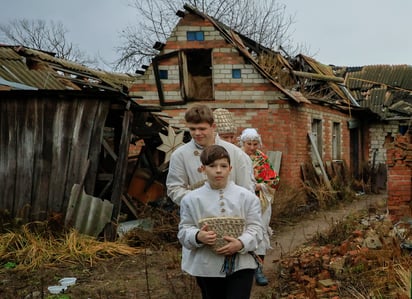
[0,45,165,236]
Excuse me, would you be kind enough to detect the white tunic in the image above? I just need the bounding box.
[178,181,263,277]
[166,136,255,205]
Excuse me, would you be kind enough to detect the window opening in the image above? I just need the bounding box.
[187,31,204,41]
[232,69,241,78]
[159,69,168,79]
[181,49,213,100]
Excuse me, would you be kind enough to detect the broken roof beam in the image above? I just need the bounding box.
[153,42,165,51]
[293,71,344,83]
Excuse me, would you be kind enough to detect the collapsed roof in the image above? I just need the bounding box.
[0,45,137,93]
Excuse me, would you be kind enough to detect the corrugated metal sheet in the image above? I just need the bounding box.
[65,184,113,237]
[0,47,76,90]
[0,45,138,92]
[346,65,412,91]
[345,65,412,118]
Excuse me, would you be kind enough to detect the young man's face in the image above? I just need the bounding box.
[219,133,236,144]
[243,140,259,156]
[186,122,216,147]
[201,158,232,189]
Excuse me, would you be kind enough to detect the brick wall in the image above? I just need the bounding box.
[129,11,285,105]
[369,123,399,165]
[386,133,412,222]
[158,101,351,189]
[129,11,354,190]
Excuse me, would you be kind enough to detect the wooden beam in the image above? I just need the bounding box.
[102,139,118,161]
[121,194,139,219]
[308,132,333,191]
[110,110,133,224]
[293,71,344,83]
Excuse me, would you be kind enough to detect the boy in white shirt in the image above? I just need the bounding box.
[166,104,255,206]
[178,145,263,299]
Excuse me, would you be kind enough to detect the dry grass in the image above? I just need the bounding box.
[1,191,408,299]
[271,184,307,223]
[339,258,412,298]
[394,263,411,298]
[0,222,143,270]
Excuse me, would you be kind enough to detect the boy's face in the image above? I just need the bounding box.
[186,122,216,147]
[219,133,236,144]
[201,158,232,189]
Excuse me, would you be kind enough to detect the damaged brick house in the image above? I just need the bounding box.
[129,4,375,196]
[341,65,412,221]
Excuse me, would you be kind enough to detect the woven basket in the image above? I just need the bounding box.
[198,217,245,251]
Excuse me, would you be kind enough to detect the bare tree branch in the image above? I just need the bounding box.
[0,19,97,66]
[115,0,308,72]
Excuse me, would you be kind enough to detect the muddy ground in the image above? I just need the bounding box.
[0,193,394,299]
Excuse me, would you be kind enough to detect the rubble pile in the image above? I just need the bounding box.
[276,210,411,298]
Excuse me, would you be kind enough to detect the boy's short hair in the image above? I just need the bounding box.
[200,145,231,166]
[185,104,214,125]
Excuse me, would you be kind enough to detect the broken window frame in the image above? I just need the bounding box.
[152,51,185,106]
[153,49,214,106]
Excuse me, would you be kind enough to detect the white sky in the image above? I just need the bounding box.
[0,0,411,70]
[285,0,412,67]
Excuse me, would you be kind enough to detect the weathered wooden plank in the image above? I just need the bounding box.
[4,101,18,215]
[111,110,133,224]
[308,132,332,191]
[0,100,7,210]
[267,151,282,174]
[48,99,76,213]
[0,94,132,223]
[0,100,15,213]
[31,99,55,220]
[64,99,98,205]
[85,100,110,198]
[14,99,35,222]
[102,139,118,161]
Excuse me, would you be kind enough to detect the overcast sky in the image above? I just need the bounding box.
[0,0,411,71]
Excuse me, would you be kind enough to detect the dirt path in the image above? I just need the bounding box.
[251,193,388,297]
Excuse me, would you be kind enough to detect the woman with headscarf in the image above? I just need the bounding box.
[240,128,280,286]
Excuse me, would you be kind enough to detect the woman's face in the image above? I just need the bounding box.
[243,140,259,156]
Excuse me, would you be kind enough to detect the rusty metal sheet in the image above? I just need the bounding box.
[0,45,137,91]
[65,184,113,237]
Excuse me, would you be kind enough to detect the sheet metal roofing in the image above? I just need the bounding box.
[0,45,138,92]
[344,65,412,119]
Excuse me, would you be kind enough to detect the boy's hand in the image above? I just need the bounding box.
[196,224,217,245]
[215,236,243,256]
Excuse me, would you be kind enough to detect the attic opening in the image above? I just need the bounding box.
[180,49,213,101]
